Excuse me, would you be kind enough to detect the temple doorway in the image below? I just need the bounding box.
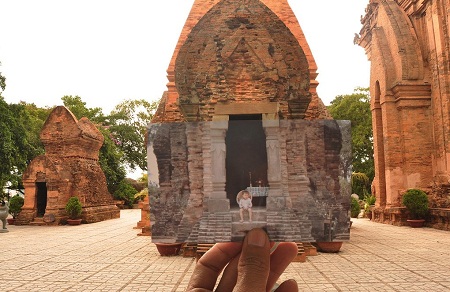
[36,182,47,217]
[225,114,268,207]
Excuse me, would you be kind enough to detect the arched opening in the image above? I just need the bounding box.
[225,114,268,208]
[36,182,47,217]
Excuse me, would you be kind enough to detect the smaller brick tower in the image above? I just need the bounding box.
[19,106,120,225]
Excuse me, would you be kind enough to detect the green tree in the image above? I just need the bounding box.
[0,98,39,189]
[328,87,374,181]
[351,172,370,199]
[21,103,52,159]
[0,62,6,92]
[113,179,138,208]
[0,96,16,188]
[1,62,46,178]
[61,95,105,123]
[108,99,158,171]
[98,127,126,194]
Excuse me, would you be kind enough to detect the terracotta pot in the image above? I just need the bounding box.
[155,243,182,256]
[7,218,15,225]
[67,219,82,225]
[315,241,343,253]
[407,219,425,228]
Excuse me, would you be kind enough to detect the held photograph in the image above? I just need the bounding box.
[147,119,352,243]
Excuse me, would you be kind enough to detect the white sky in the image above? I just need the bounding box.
[0,0,370,114]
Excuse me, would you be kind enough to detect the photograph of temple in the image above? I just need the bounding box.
[148,120,351,243]
[147,0,352,243]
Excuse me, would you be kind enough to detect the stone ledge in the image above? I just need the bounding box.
[372,207,450,231]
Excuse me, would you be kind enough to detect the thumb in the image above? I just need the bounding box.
[234,228,270,292]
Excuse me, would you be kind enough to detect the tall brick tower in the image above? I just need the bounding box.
[147,0,351,243]
[358,0,450,229]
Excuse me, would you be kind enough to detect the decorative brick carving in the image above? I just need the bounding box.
[151,0,331,124]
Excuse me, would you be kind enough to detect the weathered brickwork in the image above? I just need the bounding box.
[175,0,311,120]
[358,0,450,229]
[151,0,330,124]
[20,106,120,225]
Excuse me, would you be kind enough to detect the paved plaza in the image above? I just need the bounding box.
[1,209,449,291]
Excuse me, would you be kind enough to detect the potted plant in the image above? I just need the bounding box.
[65,196,83,225]
[363,194,376,220]
[8,195,24,225]
[314,241,343,253]
[155,242,183,256]
[350,196,361,218]
[402,189,429,227]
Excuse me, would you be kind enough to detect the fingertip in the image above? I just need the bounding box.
[280,242,299,260]
[234,228,271,291]
[246,228,269,247]
[274,279,298,292]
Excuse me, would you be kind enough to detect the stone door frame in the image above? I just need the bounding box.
[206,102,283,213]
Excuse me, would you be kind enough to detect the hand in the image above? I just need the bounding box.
[186,228,298,291]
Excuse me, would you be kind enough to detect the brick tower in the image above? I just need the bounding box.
[358,0,450,229]
[20,106,120,225]
[147,0,351,243]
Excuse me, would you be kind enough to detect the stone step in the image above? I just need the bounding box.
[230,209,267,222]
[293,243,307,262]
[231,221,267,241]
[29,217,47,226]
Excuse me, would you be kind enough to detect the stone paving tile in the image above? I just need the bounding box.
[294,272,329,284]
[1,260,42,270]
[353,260,400,271]
[333,282,396,291]
[65,282,123,292]
[0,280,27,292]
[2,210,450,291]
[39,270,98,282]
[12,281,73,292]
[59,262,111,271]
[0,269,52,281]
[104,263,151,273]
[132,272,164,284]
[306,283,339,291]
[83,271,140,284]
[388,281,450,291]
[23,261,72,271]
[374,270,430,283]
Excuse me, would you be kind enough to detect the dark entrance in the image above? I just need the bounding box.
[36,182,47,217]
[225,114,268,207]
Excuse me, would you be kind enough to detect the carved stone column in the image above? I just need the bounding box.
[206,119,230,213]
[263,118,285,211]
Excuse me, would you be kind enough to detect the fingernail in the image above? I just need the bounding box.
[247,229,267,247]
